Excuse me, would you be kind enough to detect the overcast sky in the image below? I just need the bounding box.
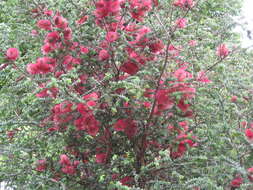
[234,0,253,47]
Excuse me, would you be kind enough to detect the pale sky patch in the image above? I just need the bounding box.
[234,0,253,48]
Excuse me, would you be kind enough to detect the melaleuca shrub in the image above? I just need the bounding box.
[1,0,253,189]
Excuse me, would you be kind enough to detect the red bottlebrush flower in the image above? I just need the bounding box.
[248,167,253,182]
[6,130,15,139]
[36,87,58,99]
[112,173,120,180]
[83,92,99,100]
[61,165,76,175]
[63,55,74,66]
[129,0,152,21]
[59,154,71,166]
[168,44,180,57]
[144,88,155,98]
[216,44,229,57]
[177,98,190,112]
[106,31,118,43]
[86,124,100,136]
[76,15,89,25]
[36,88,50,98]
[41,43,53,54]
[43,9,53,16]
[76,103,89,115]
[197,71,211,83]
[188,40,197,47]
[245,128,253,141]
[6,48,19,61]
[173,67,192,81]
[152,0,159,6]
[95,0,121,19]
[114,119,137,138]
[80,46,89,54]
[154,89,174,115]
[63,27,72,41]
[248,167,253,173]
[44,31,61,45]
[86,100,96,107]
[241,121,248,128]
[170,142,187,159]
[230,177,243,188]
[27,57,55,75]
[99,49,110,60]
[37,19,52,30]
[230,95,237,103]
[54,15,68,29]
[73,160,80,168]
[53,101,73,114]
[95,153,107,164]
[114,119,127,132]
[173,0,194,9]
[143,101,151,108]
[120,61,139,75]
[175,18,187,28]
[31,30,38,36]
[148,39,164,54]
[126,47,146,65]
[36,159,47,172]
[120,176,133,187]
[124,122,137,139]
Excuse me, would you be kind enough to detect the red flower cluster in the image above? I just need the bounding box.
[6,48,19,61]
[27,57,56,74]
[169,121,198,158]
[59,154,79,175]
[128,0,152,21]
[230,176,243,188]
[36,159,47,172]
[114,119,137,138]
[216,44,229,57]
[173,0,194,9]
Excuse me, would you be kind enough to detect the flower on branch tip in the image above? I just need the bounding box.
[61,165,76,175]
[230,95,237,103]
[27,57,55,75]
[6,48,19,61]
[80,46,89,54]
[35,159,47,172]
[230,176,243,188]
[216,44,229,57]
[148,38,164,54]
[99,49,110,60]
[245,128,253,141]
[175,18,187,29]
[114,119,137,138]
[54,15,68,29]
[94,0,121,19]
[120,60,139,75]
[6,130,15,139]
[188,40,197,47]
[106,31,118,43]
[95,153,107,164]
[120,176,134,187]
[37,19,52,31]
[76,15,89,25]
[59,154,71,166]
[173,0,194,9]
[196,71,211,83]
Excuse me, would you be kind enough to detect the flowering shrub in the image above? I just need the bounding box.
[1,0,253,189]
